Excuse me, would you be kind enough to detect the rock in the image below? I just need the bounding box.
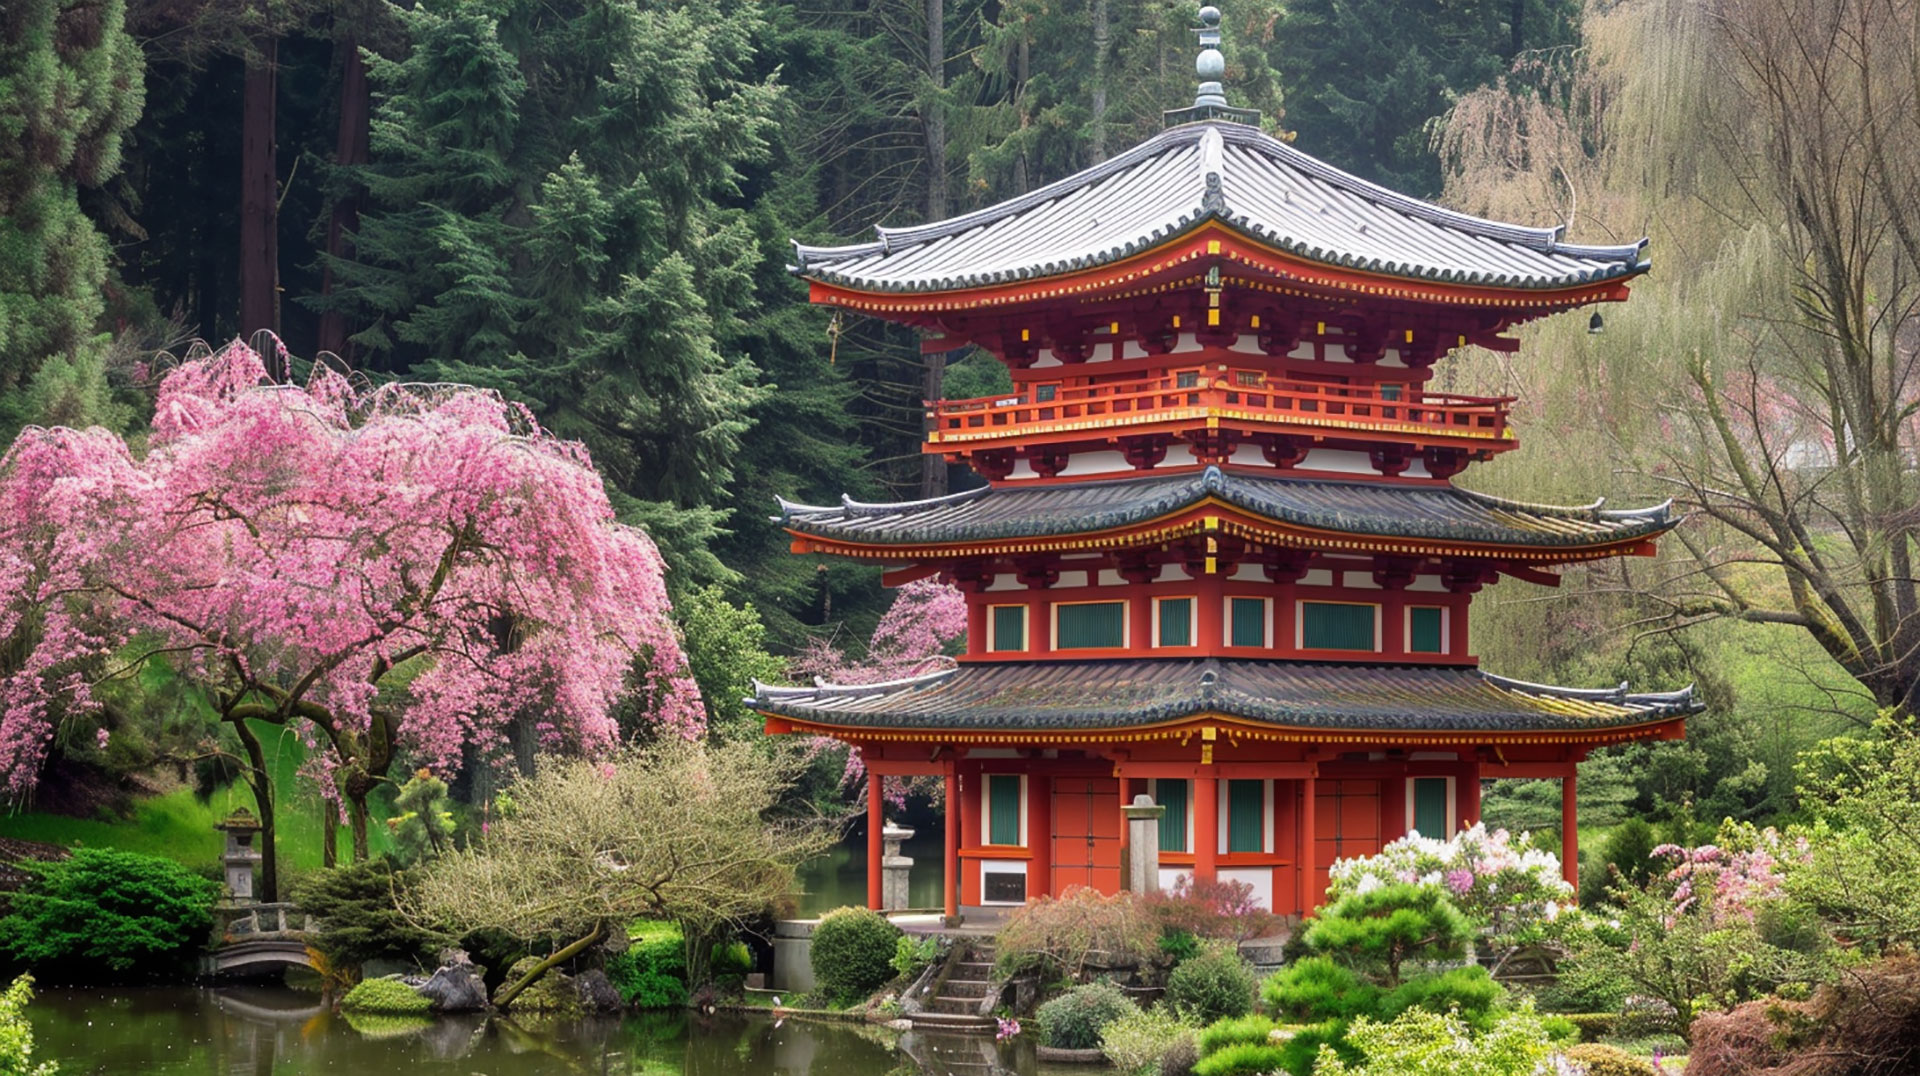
[573,969,623,1014]
[418,960,491,1013]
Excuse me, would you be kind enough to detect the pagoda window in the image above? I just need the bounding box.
[987,774,1025,846]
[1378,383,1403,401]
[1408,777,1453,839]
[1407,606,1446,654]
[1034,384,1058,402]
[989,604,1029,653]
[1154,596,1195,648]
[1299,601,1380,652]
[1054,600,1128,650]
[1176,370,1200,389]
[1229,597,1271,648]
[1153,778,1190,853]
[1226,779,1267,854]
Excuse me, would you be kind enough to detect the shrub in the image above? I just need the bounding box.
[1581,818,1658,907]
[1145,876,1282,944]
[1375,965,1505,1032]
[1687,953,1920,1076]
[1193,1013,1276,1056]
[711,939,753,984]
[1190,1041,1290,1076]
[340,976,432,1014]
[1164,943,1257,1024]
[996,887,1156,981]
[1159,929,1201,963]
[1685,1001,1790,1076]
[606,924,688,1009]
[0,975,53,1076]
[293,857,446,971]
[1195,1015,1346,1076]
[1261,956,1380,1022]
[1100,1005,1197,1076]
[1325,824,1571,951]
[891,934,938,981]
[0,848,218,981]
[1563,1043,1656,1076]
[809,906,901,1003]
[1034,981,1134,1049]
[1158,1034,1198,1076]
[1304,883,1473,986]
[1313,1005,1559,1076]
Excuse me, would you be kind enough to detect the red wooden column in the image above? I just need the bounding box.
[867,769,885,910]
[1298,774,1317,916]
[1029,772,1052,898]
[1561,771,1579,893]
[944,761,960,921]
[1194,776,1219,883]
[1457,760,1482,828]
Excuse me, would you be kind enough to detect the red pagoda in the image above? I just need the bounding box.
[755,7,1697,922]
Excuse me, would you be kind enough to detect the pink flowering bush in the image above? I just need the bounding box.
[1651,822,1802,928]
[1325,823,1571,950]
[0,338,700,857]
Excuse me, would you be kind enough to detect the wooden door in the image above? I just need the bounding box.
[1050,777,1120,894]
[1313,780,1382,899]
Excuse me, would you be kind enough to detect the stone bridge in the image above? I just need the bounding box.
[202,903,321,978]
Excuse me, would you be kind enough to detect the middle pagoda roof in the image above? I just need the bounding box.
[794,122,1648,310]
[778,466,1677,563]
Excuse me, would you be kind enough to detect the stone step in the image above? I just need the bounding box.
[927,996,984,1014]
[908,1011,997,1032]
[937,978,994,999]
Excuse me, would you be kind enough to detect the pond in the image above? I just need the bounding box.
[31,986,1074,1076]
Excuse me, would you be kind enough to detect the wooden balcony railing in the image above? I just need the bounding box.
[927,373,1514,447]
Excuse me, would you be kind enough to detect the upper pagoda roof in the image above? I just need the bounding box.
[752,659,1699,742]
[792,123,1648,295]
[777,466,1675,555]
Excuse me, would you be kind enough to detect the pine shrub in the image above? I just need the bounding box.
[1376,965,1505,1031]
[1034,980,1134,1049]
[1193,1013,1276,1056]
[1189,1041,1290,1076]
[1164,943,1257,1024]
[340,976,433,1014]
[809,906,901,1003]
[1261,956,1380,1022]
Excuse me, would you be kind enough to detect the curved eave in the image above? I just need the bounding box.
[758,709,1691,749]
[782,495,1677,565]
[799,216,1644,316]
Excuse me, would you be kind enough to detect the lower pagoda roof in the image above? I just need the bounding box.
[777,466,1675,556]
[752,659,1701,742]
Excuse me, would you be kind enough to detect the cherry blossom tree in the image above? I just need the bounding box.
[0,337,701,891]
[789,578,966,809]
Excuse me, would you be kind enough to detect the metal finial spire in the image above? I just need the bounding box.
[1164,4,1261,128]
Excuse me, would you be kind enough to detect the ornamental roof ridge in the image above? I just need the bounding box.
[1480,670,1699,708]
[1448,482,1674,524]
[787,119,1650,294]
[772,483,991,522]
[748,664,960,704]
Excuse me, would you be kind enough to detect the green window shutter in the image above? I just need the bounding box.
[1379,383,1403,401]
[1227,780,1264,853]
[1157,598,1193,647]
[1411,778,1449,838]
[1230,597,1267,647]
[1408,607,1443,653]
[1056,602,1126,649]
[991,606,1027,652]
[1157,779,1188,852]
[988,775,1022,845]
[1301,602,1377,650]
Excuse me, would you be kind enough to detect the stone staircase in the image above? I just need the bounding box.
[907,942,999,1032]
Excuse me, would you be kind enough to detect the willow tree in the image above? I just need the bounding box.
[406,742,834,1007]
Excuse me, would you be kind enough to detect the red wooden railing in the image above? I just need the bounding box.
[928,372,1513,444]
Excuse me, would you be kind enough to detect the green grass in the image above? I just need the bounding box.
[0,720,395,876]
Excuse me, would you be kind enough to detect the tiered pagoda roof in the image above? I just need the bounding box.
[756,660,1697,744]
[796,124,1647,297]
[778,466,1676,562]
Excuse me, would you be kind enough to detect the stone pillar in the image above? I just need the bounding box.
[1122,794,1166,894]
[882,824,915,910]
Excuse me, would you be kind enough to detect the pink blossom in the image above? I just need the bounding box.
[0,336,701,801]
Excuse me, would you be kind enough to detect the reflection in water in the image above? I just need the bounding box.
[796,830,947,915]
[29,986,1048,1075]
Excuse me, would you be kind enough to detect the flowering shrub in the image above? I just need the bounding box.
[1145,876,1281,944]
[1651,821,1801,927]
[995,1016,1022,1042]
[1325,824,1570,948]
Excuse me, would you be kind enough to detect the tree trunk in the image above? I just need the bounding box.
[1090,0,1109,163]
[231,719,278,902]
[239,37,280,337]
[1013,29,1031,194]
[494,922,606,1010]
[347,777,372,862]
[322,798,338,868]
[921,350,950,498]
[1509,0,1524,59]
[316,37,370,359]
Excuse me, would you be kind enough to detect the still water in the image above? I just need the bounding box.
[33,986,1060,1075]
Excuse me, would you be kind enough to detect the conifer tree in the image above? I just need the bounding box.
[0,0,143,432]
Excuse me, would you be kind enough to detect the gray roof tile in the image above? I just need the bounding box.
[794,124,1648,294]
[752,659,1700,733]
[777,466,1675,550]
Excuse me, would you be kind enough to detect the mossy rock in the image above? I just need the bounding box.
[496,956,582,1016]
[342,1011,435,1039]
[340,976,432,1015]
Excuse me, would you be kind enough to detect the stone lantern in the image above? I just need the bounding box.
[881,823,916,911]
[215,808,264,903]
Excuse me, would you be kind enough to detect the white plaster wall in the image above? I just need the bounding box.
[1221,868,1274,912]
[980,861,1029,906]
